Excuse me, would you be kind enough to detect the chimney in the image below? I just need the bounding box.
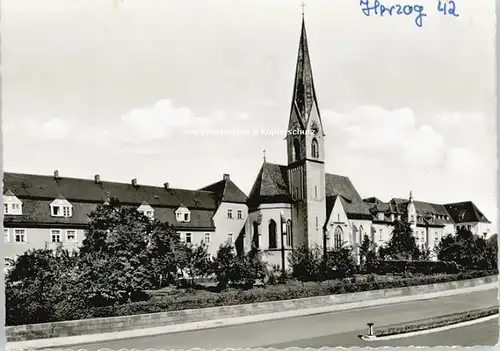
[131,178,138,187]
[223,173,230,181]
[164,182,170,190]
[94,174,101,184]
[54,170,60,179]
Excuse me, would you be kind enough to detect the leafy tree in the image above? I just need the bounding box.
[236,245,268,287]
[148,221,183,287]
[5,247,82,325]
[288,244,323,281]
[212,243,237,290]
[178,241,212,285]
[325,245,356,278]
[437,229,497,270]
[78,198,154,306]
[385,220,420,260]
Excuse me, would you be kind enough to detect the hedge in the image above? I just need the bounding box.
[372,260,461,275]
[85,270,496,320]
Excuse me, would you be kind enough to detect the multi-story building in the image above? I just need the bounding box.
[3,171,248,267]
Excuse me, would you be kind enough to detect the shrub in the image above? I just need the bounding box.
[288,245,323,281]
[375,260,461,275]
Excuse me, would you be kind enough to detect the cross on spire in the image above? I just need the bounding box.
[301,0,306,17]
[263,149,267,162]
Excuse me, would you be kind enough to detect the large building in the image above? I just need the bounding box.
[2,16,493,269]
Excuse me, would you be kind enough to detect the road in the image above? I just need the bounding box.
[51,288,498,349]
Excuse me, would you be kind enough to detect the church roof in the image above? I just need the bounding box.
[247,162,371,218]
[291,17,321,127]
[200,177,248,204]
[444,201,491,224]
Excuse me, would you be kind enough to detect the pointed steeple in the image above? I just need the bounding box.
[292,16,318,124]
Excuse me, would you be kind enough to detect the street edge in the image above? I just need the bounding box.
[6,282,498,350]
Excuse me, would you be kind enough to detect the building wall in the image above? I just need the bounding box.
[454,222,491,237]
[3,227,84,260]
[210,201,248,257]
[304,161,326,248]
[245,203,292,269]
[371,223,393,248]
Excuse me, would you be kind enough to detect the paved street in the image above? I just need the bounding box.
[52,288,498,350]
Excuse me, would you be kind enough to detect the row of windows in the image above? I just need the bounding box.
[179,232,233,245]
[4,228,77,243]
[227,209,244,220]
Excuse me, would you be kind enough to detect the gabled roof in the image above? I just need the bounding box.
[200,177,248,204]
[247,162,370,218]
[4,189,16,197]
[444,201,491,224]
[247,163,291,208]
[363,197,384,204]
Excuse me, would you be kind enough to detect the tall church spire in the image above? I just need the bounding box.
[292,13,318,125]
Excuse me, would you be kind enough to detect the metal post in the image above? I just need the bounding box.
[367,322,375,337]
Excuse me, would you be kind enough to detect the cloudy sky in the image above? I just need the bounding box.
[2,0,497,230]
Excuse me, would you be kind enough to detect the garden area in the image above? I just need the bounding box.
[5,199,498,326]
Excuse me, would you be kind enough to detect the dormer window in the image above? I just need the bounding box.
[3,190,23,215]
[175,204,191,223]
[50,196,73,218]
[137,201,155,220]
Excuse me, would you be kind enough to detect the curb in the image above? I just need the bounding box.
[361,313,499,341]
[6,282,497,350]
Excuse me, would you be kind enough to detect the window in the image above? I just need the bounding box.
[268,220,277,249]
[252,222,259,249]
[15,229,26,243]
[66,230,77,242]
[51,205,72,218]
[12,204,20,211]
[51,230,61,243]
[315,216,319,230]
[337,213,340,222]
[4,228,9,242]
[311,138,319,158]
[334,226,343,249]
[177,213,182,220]
[4,204,8,214]
[227,209,233,219]
[63,206,71,217]
[286,220,292,247]
[185,233,192,244]
[237,209,243,219]
[204,233,211,243]
[228,233,233,243]
[184,213,189,221]
[315,186,318,198]
[293,139,301,161]
[52,206,60,216]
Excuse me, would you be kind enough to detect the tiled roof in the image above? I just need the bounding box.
[200,178,248,204]
[363,197,384,204]
[3,172,217,230]
[444,201,491,224]
[247,162,371,218]
[4,173,217,209]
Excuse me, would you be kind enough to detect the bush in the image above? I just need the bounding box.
[47,269,497,325]
[374,260,461,275]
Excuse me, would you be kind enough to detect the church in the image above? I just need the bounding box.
[2,16,492,270]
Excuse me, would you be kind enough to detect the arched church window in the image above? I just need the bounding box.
[293,139,301,161]
[268,220,277,249]
[252,222,259,249]
[334,226,343,249]
[311,138,319,158]
[286,220,292,247]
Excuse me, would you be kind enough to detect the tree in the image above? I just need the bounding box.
[288,244,323,281]
[325,245,356,278]
[148,221,183,287]
[212,243,237,290]
[178,241,212,285]
[236,245,268,287]
[78,198,154,306]
[358,234,372,268]
[5,247,83,325]
[436,229,498,270]
[385,220,420,260]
